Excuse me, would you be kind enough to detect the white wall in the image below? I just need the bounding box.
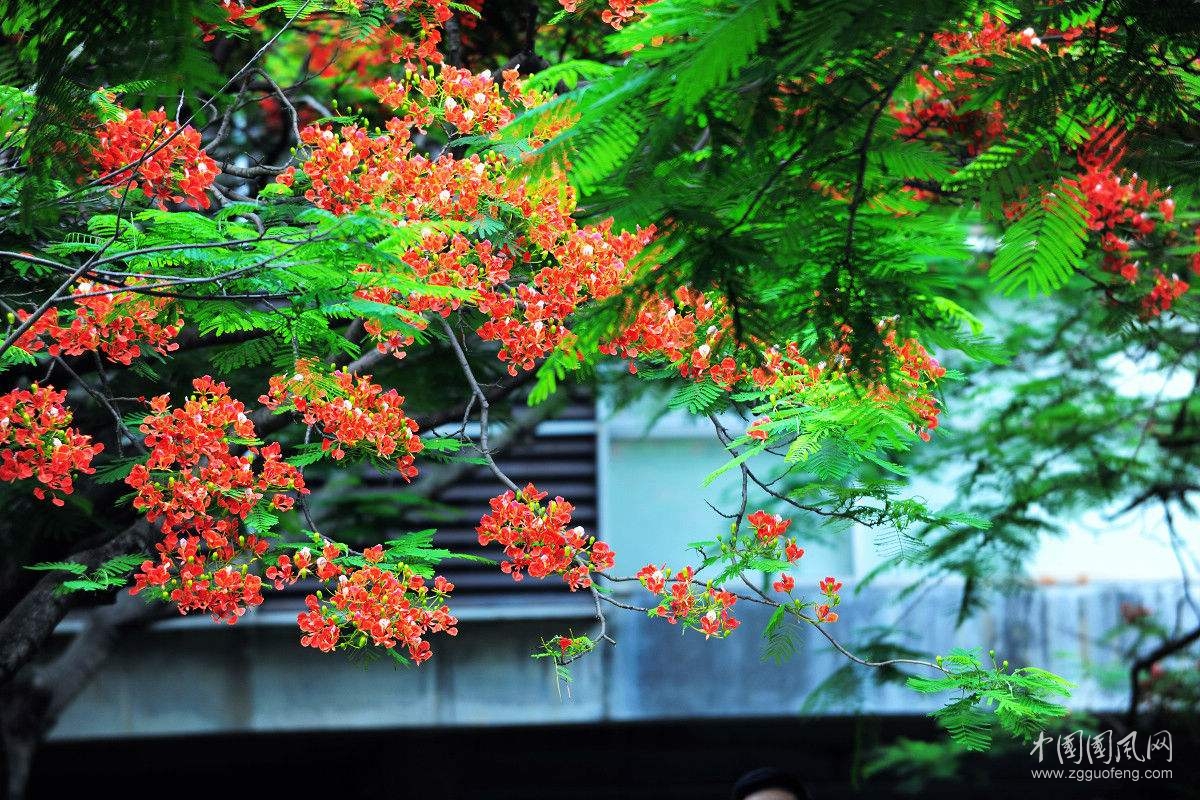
[597,393,854,583]
[596,391,1191,587]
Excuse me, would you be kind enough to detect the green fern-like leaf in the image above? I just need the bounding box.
[91,456,146,485]
[95,553,145,579]
[990,179,1088,295]
[803,436,857,481]
[667,379,726,415]
[25,560,89,575]
[642,0,792,116]
[932,697,995,752]
[761,606,802,665]
[209,336,280,372]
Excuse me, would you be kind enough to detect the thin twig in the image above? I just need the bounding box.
[437,315,520,493]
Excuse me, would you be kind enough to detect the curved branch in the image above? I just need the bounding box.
[437,315,520,493]
[0,520,154,688]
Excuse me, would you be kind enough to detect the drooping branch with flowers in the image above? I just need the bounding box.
[1,1,1196,774]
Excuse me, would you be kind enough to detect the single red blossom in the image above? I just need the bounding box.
[589,540,616,572]
[772,573,795,593]
[637,564,666,594]
[819,576,843,595]
[784,540,805,562]
[816,604,839,624]
[265,554,296,590]
[747,416,771,441]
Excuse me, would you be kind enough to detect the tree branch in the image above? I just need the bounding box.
[0,520,154,688]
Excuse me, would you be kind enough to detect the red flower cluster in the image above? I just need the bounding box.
[1191,226,1200,277]
[130,533,272,624]
[746,509,804,584]
[743,510,805,577]
[196,0,262,41]
[291,66,530,214]
[748,341,821,390]
[878,325,948,440]
[373,65,518,136]
[475,219,655,374]
[90,107,217,209]
[296,549,458,664]
[600,286,735,384]
[765,321,946,440]
[558,0,651,29]
[1061,127,1187,315]
[406,226,641,364]
[259,359,424,479]
[127,376,308,545]
[132,532,273,623]
[126,386,445,644]
[378,0,453,67]
[894,14,1042,157]
[279,3,473,110]
[748,509,790,542]
[476,483,616,590]
[746,508,805,560]
[126,377,308,622]
[815,576,843,624]
[353,229,512,346]
[696,589,740,639]
[15,283,182,366]
[1074,128,1164,236]
[895,19,1188,319]
[297,595,340,652]
[287,65,653,373]
[635,565,740,639]
[0,384,103,505]
[1144,270,1189,318]
[605,286,945,441]
[991,125,1187,316]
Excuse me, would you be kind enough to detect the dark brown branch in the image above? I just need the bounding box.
[1128,624,1200,726]
[1,590,167,800]
[0,520,154,688]
[444,15,463,68]
[843,34,932,267]
[218,161,286,178]
[438,315,520,493]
